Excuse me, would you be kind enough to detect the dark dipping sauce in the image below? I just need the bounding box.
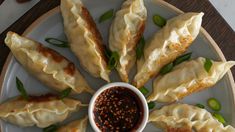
[93,86,144,132]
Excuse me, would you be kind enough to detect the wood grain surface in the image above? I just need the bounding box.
[0,0,234,78]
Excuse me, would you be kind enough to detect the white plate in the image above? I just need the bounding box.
[0,0,235,131]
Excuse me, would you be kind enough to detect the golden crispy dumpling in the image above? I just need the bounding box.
[133,12,204,88]
[147,57,235,103]
[109,0,147,82]
[149,104,235,132]
[57,116,88,132]
[4,32,93,94]
[0,95,85,128]
[61,0,110,82]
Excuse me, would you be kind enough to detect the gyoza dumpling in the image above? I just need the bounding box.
[61,0,110,82]
[109,0,147,82]
[133,12,204,88]
[147,57,235,103]
[4,32,94,94]
[0,94,85,128]
[57,116,88,132]
[149,104,235,132]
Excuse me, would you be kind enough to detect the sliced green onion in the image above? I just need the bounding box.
[104,46,112,59]
[195,103,205,109]
[153,14,166,27]
[204,58,213,73]
[108,51,119,70]
[99,9,114,23]
[45,38,69,48]
[213,113,226,125]
[139,86,149,96]
[160,63,173,75]
[136,37,145,60]
[207,98,221,111]
[173,52,192,66]
[43,124,58,132]
[148,102,155,109]
[59,88,72,99]
[16,77,29,100]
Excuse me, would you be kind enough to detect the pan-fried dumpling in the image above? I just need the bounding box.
[149,104,235,132]
[61,0,110,82]
[109,0,147,82]
[147,57,235,103]
[4,32,94,94]
[133,12,204,88]
[57,116,88,132]
[0,94,85,128]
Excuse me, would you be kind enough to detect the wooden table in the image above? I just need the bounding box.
[0,0,234,78]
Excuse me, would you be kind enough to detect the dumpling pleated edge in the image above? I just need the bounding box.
[147,57,235,103]
[60,0,110,82]
[148,103,235,132]
[109,0,147,82]
[133,12,204,88]
[4,31,94,94]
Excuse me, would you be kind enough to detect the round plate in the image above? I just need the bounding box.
[1,0,235,131]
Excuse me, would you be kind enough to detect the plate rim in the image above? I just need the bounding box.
[0,0,234,130]
[0,7,60,97]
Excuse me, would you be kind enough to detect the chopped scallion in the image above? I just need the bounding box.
[104,46,112,59]
[108,51,119,70]
[160,63,173,75]
[195,103,205,109]
[16,77,29,100]
[153,14,166,27]
[136,37,145,60]
[213,113,226,125]
[173,52,192,66]
[59,88,72,99]
[207,98,221,111]
[148,102,155,109]
[45,38,69,48]
[43,124,58,132]
[99,9,114,23]
[204,58,213,73]
[139,86,149,96]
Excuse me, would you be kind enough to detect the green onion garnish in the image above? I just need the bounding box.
[45,38,69,48]
[153,14,166,27]
[99,9,114,23]
[139,86,149,96]
[213,113,226,125]
[160,63,173,75]
[59,88,72,99]
[207,98,221,111]
[195,103,205,109]
[136,37,145,60]
[16,77,29,100]
[173,52,192,66]
[104,46,112,59]
[204,58,213,73]
[148,102,155,109]
[43,124,58,132]
[108,51,119,70]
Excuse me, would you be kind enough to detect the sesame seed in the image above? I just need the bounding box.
[93,86,144,131]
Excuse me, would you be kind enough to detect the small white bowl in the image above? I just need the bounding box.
[88,82,149,132]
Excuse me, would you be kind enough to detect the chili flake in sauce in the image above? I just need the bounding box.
[93,87,144,131]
